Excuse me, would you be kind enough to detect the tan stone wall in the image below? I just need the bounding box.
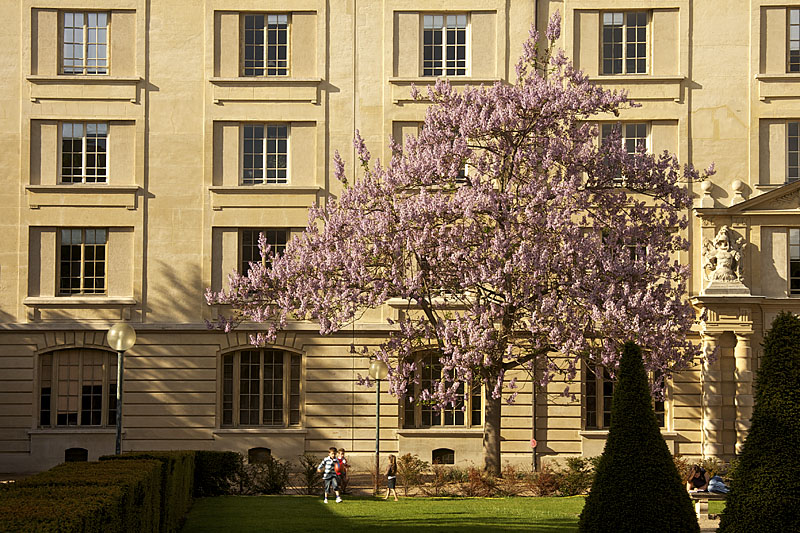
[2,0,800,473]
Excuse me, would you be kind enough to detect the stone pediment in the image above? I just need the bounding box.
[696,181,800,216]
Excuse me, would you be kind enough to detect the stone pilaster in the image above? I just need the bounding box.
[701,333,723,458]
[733,333,754,455]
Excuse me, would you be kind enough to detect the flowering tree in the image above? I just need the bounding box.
[207,15,711,475]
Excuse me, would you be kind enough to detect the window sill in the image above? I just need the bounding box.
[26,75,141,103]
[26,185,140,210]
[397,428,483,438]
[588,75,685,102]
[580,429,676,437]
[208,185,322,210]
[213,428,308,435]
[209,77,323,104]
[24,297,136,306]
[755,73,800,101]
[29,428,119,435]
[23,297,137,322]
[388,77,502,104]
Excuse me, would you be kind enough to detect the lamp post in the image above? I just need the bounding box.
[368,359,389,495]
[107,323,136,455]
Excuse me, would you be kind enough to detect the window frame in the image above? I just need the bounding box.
[401,351,482,429]
[788,121,800,183]
[221,349,303,428]
[421,13,470,77]
[39,349,117,428]
[600,121,650,185]
[789,228,800,295]
[59,122,109,184]
[600,11,649,75]
[789,8,800,73]
[241,123,290,185]
[583,361,669,430]
[61,11,110,75]
[238,228,290,275]
[241,13,291,77]
[58,228,108,296]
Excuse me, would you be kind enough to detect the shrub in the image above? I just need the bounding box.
[4,460,162,533]
[0,485,126,533]
[231,454,290,495]
[719,312,800,533]
[18,460,160,532]
[558,457,595,496]
[297,453,323,495]
[101,450,195,533]
[423,464,457,497]
[397,453,428,497]
[672,455,692,484]
[527,465,560,496]
[193,450,242,497]
[579,343,699,532]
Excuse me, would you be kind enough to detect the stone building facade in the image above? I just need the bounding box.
[0,0,798,474]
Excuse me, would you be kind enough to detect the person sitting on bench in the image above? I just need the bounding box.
[686,464,710,491]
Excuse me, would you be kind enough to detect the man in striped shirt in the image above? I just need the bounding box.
[317,446,342,503]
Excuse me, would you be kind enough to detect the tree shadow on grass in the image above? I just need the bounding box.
[181,496,580,533]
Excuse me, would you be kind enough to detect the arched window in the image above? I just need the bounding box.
[432,448,455,465]
[39,349,117,427]
[248,447,271,464]
[222,349,301,427]
[64,447,88,462]
[402,352,481,429]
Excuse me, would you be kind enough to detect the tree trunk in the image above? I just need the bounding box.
[482,382,502,476]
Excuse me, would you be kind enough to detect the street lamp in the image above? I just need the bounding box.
[368,358,389,495]
[107,323,136,455]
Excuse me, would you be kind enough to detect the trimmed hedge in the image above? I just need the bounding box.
[194,450,242,497]
[579,343,699,532]
[718,312,800,532]
[101,451,195,533]
[0,460,161,533]
[0,449,244,532]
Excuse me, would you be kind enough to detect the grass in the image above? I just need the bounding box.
[181,495,587,533]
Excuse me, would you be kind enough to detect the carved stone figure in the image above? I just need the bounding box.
[702,226,746,283]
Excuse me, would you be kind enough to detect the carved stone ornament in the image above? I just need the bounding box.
[701,225,750,295]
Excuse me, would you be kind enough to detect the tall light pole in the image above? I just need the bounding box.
[368,359,389,495]
[107,323,136,455]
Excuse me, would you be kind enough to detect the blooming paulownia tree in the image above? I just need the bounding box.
[207,15,711,475]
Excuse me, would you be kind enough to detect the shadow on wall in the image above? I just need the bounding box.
[144,260,205,323]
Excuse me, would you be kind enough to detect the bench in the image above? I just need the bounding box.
[689,491,726,520]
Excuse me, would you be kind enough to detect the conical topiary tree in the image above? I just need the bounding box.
[579,342,698,532]
[718,312,800,532]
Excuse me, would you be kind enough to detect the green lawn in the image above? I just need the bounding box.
[181,495,587,533]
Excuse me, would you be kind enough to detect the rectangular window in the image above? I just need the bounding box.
[40,349,116,428]
[790,229,800,295]
[222,349,302,427]
[789,122,800,183]
[242,124,288,184]
[790,9,800,72]
[403,352,481,428]
[423,14,467,76]
[243,14,289,76]
[601,122,648,184]
[59,228,107,295]
[585,364,613,430]
[602,12,647,75]
[63,12,108,75]
[239,228,289,275]
[61,123,108,183]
